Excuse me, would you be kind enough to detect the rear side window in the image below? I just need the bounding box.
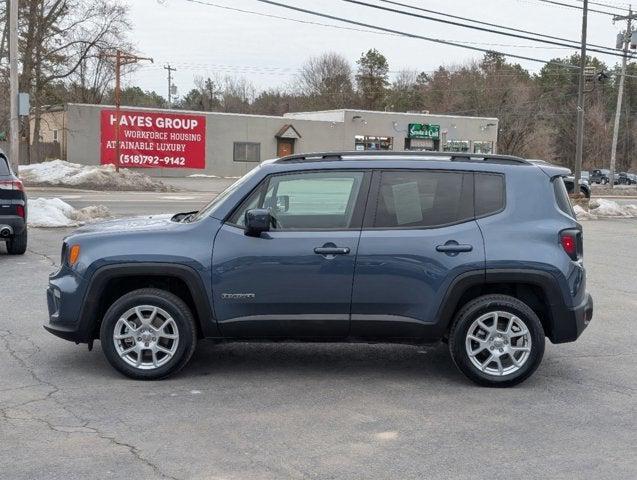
[475,173,505,217]
[0,156,10,175]
[374,171,474,228]
[553,177,575,218]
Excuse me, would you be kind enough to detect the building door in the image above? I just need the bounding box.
[277,138,294,157]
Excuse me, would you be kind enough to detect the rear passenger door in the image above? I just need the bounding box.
[350,169,488,339]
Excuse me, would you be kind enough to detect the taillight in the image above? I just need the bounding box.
[16,205,25,218]
[0,179,24,191]
[560,229,581,260]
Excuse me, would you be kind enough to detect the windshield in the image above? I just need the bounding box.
[188,167,261,222]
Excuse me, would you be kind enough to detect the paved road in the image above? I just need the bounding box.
[1,202,636,478]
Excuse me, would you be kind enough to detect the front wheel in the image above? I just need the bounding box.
[449,294,545,387]
[100,288,197,380]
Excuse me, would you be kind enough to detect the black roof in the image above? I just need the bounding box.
[274,151,530,165]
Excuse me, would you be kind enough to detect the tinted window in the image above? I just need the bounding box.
[0,155,10,175]
[230,171,364,230]
[553,177,575,218]
[475,173,505,217]
[374,171,473,228]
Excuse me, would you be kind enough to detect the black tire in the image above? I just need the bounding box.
[449,294,545,387]
[100,288,197,380]
[6,230,27,255]
[580,186,590,199]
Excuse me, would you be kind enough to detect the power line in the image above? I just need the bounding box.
[377,0,621,54]
[529,0,619,15]
[183,0,581,69]
[569,0,630,11]
[344,0,630,59]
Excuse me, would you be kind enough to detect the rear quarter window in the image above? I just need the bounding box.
[475,173,505,217]
[0,156,10,175]
[553,177,575,218]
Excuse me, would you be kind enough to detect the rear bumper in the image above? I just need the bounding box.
[0,215,26,236]
[550,293,593,344]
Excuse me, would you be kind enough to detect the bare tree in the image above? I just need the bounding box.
[296,52,354,110]
[17,0,131,162]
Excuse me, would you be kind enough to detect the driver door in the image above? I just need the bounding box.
[211,170,370,338]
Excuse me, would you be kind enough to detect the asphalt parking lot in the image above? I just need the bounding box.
[1,189,636,479]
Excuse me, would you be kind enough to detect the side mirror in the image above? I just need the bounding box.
[245,208,271,237]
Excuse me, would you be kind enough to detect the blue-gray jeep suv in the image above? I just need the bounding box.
[45,152,593,386]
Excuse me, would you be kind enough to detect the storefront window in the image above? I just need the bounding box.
[354,135,393,151]
[443,140,470,152]
[473,141,493,154]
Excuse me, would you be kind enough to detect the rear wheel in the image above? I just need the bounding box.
[449,294,545,387]
[6,230,27,255]
[100,288,197,380]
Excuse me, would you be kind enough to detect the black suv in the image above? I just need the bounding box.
[0,149,27,254]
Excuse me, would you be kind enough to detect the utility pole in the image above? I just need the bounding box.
[574,0,589,193]
[610,7,635,189]
[164,64,177,109]
[8,0,19,174]
[102,50,153,171]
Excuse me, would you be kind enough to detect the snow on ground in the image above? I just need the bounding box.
[575,199,637,220]
[20,160,176,192]
[28,198,111,228]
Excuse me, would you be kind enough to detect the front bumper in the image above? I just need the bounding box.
[44,268,90,343]
[550,293,593,344]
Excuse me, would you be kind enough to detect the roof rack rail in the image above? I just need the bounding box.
[274,151,530,165]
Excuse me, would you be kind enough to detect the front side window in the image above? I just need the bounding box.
[230,171,365,230]
[233,142,260,162]
[374,171,473,228]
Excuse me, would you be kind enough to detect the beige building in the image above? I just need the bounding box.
[38,104,499,177]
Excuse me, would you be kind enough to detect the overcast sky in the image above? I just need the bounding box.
[127,0,631,97]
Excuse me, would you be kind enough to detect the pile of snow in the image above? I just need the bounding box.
[574,199,637,220]
[20,160,176,192]
[27,198,111,228]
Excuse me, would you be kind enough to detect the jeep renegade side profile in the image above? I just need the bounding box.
[45,152,593,387]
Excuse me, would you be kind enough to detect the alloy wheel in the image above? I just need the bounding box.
[113,305,179,370]
[465,310,532,376]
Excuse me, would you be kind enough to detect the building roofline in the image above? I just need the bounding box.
[286,108,499,122]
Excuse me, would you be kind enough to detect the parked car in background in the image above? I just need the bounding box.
[0,149,27,255]
[627,173,637,185]
[564,176,590,198]
[45,151,593,387]
[615,172,636,185]
[590,169,610,185]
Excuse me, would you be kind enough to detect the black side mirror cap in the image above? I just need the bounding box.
[245,208,271,237]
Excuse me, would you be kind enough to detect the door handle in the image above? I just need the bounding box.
[436,241,473,254]
[314,247,350,255]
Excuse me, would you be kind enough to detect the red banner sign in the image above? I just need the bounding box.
[100,109,206,169]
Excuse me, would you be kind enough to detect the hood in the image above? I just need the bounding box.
[70,214,179,236]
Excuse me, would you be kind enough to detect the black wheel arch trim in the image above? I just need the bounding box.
[436,268,572,343]
[79,262,219,342]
